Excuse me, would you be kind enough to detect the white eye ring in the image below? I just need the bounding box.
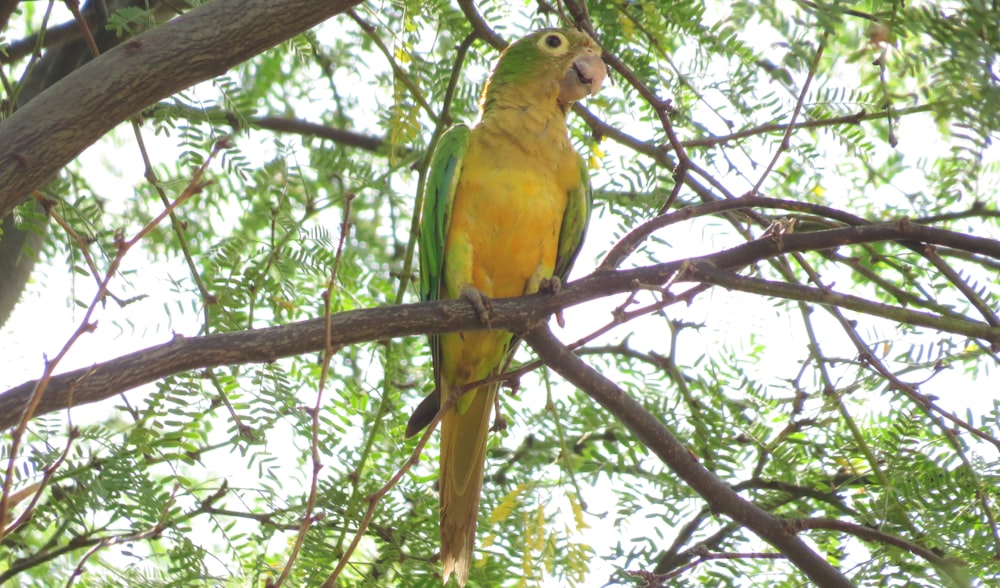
[537,32,569,55]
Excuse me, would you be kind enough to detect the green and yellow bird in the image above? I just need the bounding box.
[405,28,605,586]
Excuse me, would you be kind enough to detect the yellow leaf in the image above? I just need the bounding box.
[489,484,525,524]
[568,493,589,531]
[566,542,595,583]
[618,13,636,39]
[272,296,296,311]
[531,504,546,551]
[588,143,605,170]
[543,532,556,573]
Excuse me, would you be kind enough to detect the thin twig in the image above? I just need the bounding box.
[752,38,827,194]
[272,194,353,586]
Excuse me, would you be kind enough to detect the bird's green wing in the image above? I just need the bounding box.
[420,124,470,303]
[406,123,471,438]
[553,157,593,283]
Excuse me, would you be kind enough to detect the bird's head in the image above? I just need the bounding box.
[482,28,607,112]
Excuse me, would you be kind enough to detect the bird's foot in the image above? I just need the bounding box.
[538,275,562,294]
[538,276,567,327]
[460,286,493,326]
[491,411,508,433]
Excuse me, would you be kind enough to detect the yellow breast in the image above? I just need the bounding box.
[445,121,580,299]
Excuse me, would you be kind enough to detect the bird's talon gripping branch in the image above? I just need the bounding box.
[539,275,562,294]
[491,411,508,433]
[460,286,493,326]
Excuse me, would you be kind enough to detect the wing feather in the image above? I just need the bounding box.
[553,157,593,283]
[405,124,471,438]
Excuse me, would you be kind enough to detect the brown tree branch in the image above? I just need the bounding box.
[521,323,855,588]
[790,518,969,585]
[683,263,999,344]
[2,220,998,431]
[250,115,389,152]
[0,0,365,217]
[599,195,922,271]
[0,0,19,35]
[0,0,180,65]
[156,104,394,152]
[601,196,1000,334]
[2,16,96,64]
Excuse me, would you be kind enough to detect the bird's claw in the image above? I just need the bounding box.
[461,286,492,326]
[539,275,562,294]
[491,412,508,433]
[538,276,567,327]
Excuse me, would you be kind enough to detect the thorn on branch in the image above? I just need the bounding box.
[613,283,642,321]
[651,96,675,114]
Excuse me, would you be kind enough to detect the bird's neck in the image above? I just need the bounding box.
[477,83,572,152]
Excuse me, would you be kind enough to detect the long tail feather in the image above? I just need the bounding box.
[439,382,497,586]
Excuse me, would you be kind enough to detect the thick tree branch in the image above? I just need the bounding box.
[0,297,468,431]
[3,220,998,430]
[522,323,855,588]
[600,196,997,271]
[0,0,365,217]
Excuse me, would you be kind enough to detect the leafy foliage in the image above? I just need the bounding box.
[2,0,999,586]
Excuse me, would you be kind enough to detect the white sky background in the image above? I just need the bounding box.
[2,1,999,586]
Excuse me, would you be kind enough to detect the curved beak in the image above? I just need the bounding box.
[559,49,606,103]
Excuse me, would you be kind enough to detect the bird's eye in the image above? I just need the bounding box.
[536,32,569,54]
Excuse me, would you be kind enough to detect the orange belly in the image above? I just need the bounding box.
[440,129,577,387]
